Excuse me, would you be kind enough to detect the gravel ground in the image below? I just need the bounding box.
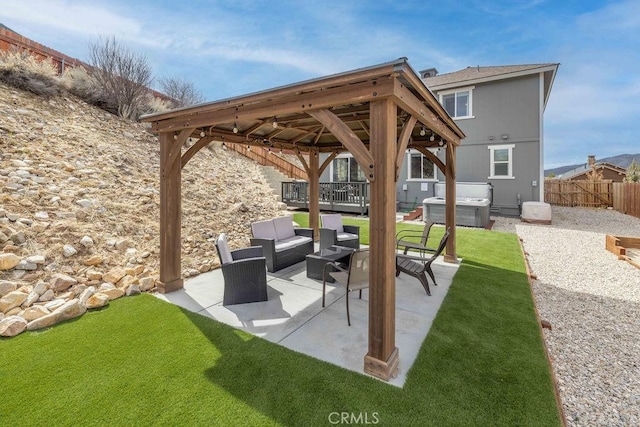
[492,206,640,426]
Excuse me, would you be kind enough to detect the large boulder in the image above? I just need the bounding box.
[0,281,17,297]
[20,305,50,321]
[50,274,78,292]
[0,316,27,337]
[0,291,28,313]
[27,299,86,331]
[85,293,109,309]
[0,253,20,271]
[102,267,126,285]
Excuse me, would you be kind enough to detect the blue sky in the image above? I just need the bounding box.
[2,0,639,168]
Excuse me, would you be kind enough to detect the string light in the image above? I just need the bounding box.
[272,117,278,128]
[233,123,239,134]
[419,126,426,137]
[430,134,435,142]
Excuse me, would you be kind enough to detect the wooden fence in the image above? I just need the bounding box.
[613,182,640,218]
[0,27,85,74]
[544,179,613,207]
[544,180,640,219]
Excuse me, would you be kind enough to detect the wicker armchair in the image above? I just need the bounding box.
[319,214,360,250]
[215,233,268,306]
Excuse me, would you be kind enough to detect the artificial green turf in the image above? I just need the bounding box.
[0,217,560,426]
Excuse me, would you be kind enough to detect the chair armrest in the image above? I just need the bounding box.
[222,256,266,277]
[231,246,264,261]
[294,227,314,239]
[319,228,337,250]
[396,252,435,263]
[343,224,360,236]
[250,238,276,254]
[395,230,424,241]
[323,261,347,276]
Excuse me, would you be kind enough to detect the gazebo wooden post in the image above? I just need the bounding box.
[308,148,320,239]
[444,142,457,262]
[158,132,184,293]
[364,98,399,380]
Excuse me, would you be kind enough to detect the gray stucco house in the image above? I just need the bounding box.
[318,63,559,217]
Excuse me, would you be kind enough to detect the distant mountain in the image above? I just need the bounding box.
[545,153,639,177]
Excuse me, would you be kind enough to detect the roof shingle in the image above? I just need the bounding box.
[424,64,556,87]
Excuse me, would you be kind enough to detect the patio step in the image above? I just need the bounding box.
[403,207,423,221]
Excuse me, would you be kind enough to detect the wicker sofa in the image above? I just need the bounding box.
[250,216,314,272]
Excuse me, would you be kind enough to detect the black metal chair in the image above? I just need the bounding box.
[319,213,360,250]
[322,249,370,326]
[215,233,268,306]
[396,220,436,257]
[395,228,450,296]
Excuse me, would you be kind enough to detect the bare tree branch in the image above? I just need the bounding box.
[88,36,153,120]
[159,76,205,108]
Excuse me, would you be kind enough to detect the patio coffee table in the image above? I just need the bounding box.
[306,245,355,283]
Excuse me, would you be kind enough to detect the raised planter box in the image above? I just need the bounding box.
[606,234,640,269]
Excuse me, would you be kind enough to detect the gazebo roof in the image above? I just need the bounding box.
[142,58,465,152]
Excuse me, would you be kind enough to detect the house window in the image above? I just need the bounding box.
[407,150,436,180]
[439,86,474,119]
[488,144,515,179]
[332,155,366,182]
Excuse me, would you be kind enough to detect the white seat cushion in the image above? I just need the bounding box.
[321,214,344,233]
[251,219,278,241]
[273,216,296,240]
[216,233,233,264]
[336,232,358,242]
[274,235,312,252]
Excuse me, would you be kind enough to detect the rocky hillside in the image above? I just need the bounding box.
[0,82,284,335]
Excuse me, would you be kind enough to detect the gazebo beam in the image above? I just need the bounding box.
[392,80,460,145]
[364,98,399,381]
[396,115,417,180]
[307,108,375,181]
[152,79,395,134]
[413,146,446,175]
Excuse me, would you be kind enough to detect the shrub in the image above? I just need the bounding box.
[0,50,62,97]
[158,76,205,108]
[60,66,106,106]
[87,36,153,120]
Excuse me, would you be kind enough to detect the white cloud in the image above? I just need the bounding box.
[2,0,142,38]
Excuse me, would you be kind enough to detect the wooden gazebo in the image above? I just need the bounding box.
[141,58,465,381]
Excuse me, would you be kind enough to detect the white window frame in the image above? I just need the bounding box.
[488,144,515,179]
[438,86,474,119]
[406,149,438,181]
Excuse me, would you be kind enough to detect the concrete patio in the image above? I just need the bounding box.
[155,247,459,387]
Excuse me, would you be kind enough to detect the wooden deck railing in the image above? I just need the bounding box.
[282,181,370,215]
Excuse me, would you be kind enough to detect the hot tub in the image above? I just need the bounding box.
[423,183,492,228]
